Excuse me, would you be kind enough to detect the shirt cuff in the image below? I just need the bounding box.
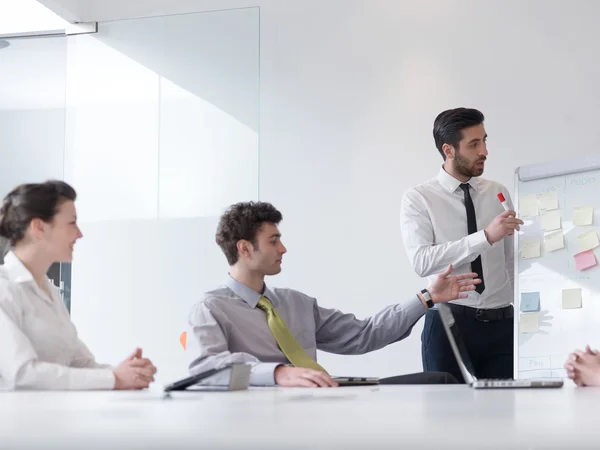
[468,229,491,253]
[69,368,115,390]
[250,363,281,386]
[406,296,428,321]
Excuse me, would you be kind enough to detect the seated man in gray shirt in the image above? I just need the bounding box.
[187,202,481,387]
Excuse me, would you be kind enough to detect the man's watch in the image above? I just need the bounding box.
[420,289,434,309]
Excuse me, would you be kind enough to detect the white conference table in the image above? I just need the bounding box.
[1,384,599,449]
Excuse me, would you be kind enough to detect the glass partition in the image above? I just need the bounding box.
[0,8,259,383]
[65,8,260,383]
[0,35,68,296]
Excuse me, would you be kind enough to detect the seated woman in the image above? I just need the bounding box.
[564,345,600,387]
[0,180,157,390]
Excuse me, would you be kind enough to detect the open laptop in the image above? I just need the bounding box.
[334,376,379,386]
[163,364,251,392]
[437,304,563,389]
[164,365,377,389]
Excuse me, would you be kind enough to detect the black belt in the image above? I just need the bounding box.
[447,303,514,322]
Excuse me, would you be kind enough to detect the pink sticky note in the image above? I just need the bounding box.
[575,249,597,271]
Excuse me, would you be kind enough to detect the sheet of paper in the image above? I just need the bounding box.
[544,230,565,252]
[519,194,539,218]
[520,313,539,333]
[539,192,558,212]
[562,288,582,309]
[522,240,541,259]
[541,210,561,232]
[573,206,593,226]
[574,249,597,271]
[577,230,600,252]
[520,292,540,312]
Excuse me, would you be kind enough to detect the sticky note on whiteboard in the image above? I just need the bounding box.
[520,292,540,312]
[562,288,582,309]
[573,206,594,226]
[539,192,558,212]
[577,230,600,252]
[520,194,539,218]
[541,210,561,232]
[522,240,541,259]
[520,313,539,333]
[544,231,565,252]
[574,249,597,271]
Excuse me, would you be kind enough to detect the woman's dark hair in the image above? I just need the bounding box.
[216,201,283,265]
[0,180,77,245]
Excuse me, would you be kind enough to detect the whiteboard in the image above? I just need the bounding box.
[514,155,600,380]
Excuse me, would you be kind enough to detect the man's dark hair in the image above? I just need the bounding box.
[0,180,77,245]
[216,201,283,265]
[433,108,485,160]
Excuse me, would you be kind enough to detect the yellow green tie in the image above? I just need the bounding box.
[257,296,327,373]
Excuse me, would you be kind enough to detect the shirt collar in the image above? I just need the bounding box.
[2,251,57,304]
[437,167,479,194]
[2,251,35,284]
[225,275,274,309]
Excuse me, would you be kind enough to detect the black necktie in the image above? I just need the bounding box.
[459,183,485,294]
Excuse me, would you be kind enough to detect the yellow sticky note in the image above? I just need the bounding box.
[573,207,594,226]
[577,230,600,252]
[541,210,561,232]
[520,194,538,218]
[562,288,582,309]
[522,240,541,259]
[539,192,558,212]
[544,230,565,252]
[520,313,539,333]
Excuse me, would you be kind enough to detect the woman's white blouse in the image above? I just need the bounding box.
[0,252,115,390]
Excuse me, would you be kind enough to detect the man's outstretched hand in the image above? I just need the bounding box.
[428,264,482,303]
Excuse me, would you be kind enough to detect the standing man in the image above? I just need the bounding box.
[400,108,523,382]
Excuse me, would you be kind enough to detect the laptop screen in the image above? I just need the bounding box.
[437,304,478,384]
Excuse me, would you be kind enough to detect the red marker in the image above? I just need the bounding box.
[497,193,510,211]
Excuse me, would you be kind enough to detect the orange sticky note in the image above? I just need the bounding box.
[575,250,597,271]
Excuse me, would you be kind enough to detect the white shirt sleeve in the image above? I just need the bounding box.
[54,296,114,371]
[0,285,115,390]
[187,302,280,386]
[400,188,491,277]
[70,338,114,370]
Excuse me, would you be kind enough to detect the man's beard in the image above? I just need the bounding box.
[454,152,485,178]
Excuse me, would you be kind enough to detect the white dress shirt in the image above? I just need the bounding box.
[0,252,115,390]
[400,168,514,309]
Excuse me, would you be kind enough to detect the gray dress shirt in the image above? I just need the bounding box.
[187,277,426,386]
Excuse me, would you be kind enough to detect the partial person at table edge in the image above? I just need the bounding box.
[565,345,600,387]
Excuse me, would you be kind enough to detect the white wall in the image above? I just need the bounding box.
[42,0,600,379]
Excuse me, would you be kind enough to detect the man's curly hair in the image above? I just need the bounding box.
[216,201,283,265]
